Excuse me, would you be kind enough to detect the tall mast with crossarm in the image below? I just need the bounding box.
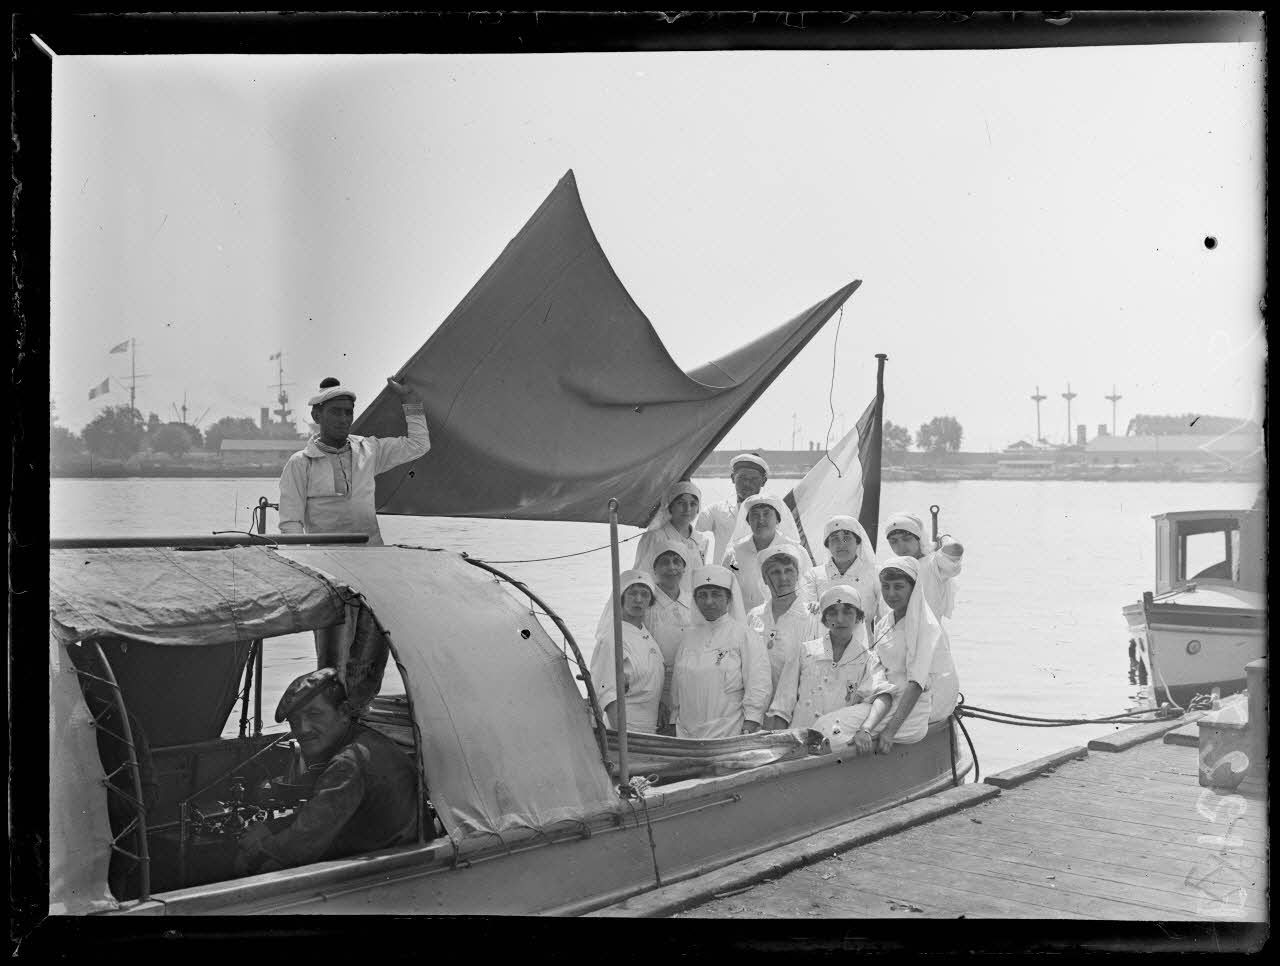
[1105,385,1123,436]
[1061,383,1078,444]
[1030,385,1047,444]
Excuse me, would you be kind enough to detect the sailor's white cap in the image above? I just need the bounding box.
[730,453,770,476]
[308,379,357,408]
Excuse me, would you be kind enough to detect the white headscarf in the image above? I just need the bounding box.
[875,555,943,677]
[757,543,809,599]
[820,515,878,579]
[730,493,805,559]
[646,480,703,535]
[817,582,872,653]
[883,511,937,554]
[689,564,748,626]
[594,569,659,644]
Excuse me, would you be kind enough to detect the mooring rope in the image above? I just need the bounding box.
[481,531,643,565]
[954,698,1183,728]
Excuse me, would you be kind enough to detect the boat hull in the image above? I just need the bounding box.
[1123,597,1266,705]
[119,718,969,916]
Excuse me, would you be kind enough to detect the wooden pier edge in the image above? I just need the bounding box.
[1087,712,1205,753]
[983,745,1088,789]
[588,783,1000,918]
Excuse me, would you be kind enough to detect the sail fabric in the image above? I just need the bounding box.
[277,546,625,840]
[48,633,117,915]
[353,170,860,527]
[49,547,349,647]
[784,389,885,564]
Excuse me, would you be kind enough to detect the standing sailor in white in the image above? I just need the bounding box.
[671,566,771,739]
[278,377,430,546]
[800,515,883,623]
[723,495,804,612]
[883,511,963,720]
[745,545,819,696]
[633,480,712,601]
[589,571,665,734]
[695,453,768,563]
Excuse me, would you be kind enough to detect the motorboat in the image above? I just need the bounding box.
[1123,506,1267,707]
[49,539,971,916]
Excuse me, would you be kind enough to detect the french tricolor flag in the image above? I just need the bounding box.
[784,355,886,563]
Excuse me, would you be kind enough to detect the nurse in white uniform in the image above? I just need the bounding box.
[723,494,807,613]
[589,570,666,735]
[745,544,819,696]
[883,511,964,722]
[695,453,769,564]
[634,480,712,601]
[670,565,771,740]
[765,584,894,755]
[870,556,953,749]
[642,539,697,731]
[800,515,883,624]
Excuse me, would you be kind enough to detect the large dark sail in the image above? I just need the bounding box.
[353,170,860,527]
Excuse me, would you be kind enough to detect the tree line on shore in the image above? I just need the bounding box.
[51,404,306,462]
[52,403,964,463]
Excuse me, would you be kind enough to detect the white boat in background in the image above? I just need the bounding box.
[1123,506,1267,707]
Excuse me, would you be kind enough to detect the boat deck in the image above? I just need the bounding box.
[603,722,1268,920]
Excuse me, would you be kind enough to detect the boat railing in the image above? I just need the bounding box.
[72,641,152,901]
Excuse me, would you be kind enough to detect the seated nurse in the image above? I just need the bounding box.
[589,569,666,734]
[870,556,955,750]
[671,565,771,739]
[764,584,894,756]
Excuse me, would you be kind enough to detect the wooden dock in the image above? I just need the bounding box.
[599,719,1267,920]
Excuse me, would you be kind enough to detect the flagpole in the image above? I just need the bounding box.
[860,353,888,551]
[130,338,137,416]
[607,497,629,789]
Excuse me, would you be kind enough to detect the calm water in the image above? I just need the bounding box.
[51,476,1260,776]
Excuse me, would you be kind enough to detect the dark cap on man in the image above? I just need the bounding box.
[275,666,346,723]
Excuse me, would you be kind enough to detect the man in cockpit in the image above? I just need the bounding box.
[234,668,419,875]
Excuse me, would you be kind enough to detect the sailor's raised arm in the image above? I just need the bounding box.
[277,457,307,534]
[373,377,431,473]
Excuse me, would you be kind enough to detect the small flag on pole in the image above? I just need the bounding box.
[783,358,887,563]
[268,351,281,361]
[109,340,130,354]
[88,378,110,400]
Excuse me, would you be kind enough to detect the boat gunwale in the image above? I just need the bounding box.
[128,718,965,915]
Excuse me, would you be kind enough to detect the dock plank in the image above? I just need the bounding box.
[1031,770,1266,810]
[1007,786,1269,842]
[811,848,1197,920]
[1012,778,1270,827]
[855,834,1264,919]
[967,808,1267,879]
[764,863,1087,919]
[973,798,1262,853]
[911,818,1267,896]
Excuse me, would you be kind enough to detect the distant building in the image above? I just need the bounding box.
[220,438,304,465]
[1083,431,1262,469]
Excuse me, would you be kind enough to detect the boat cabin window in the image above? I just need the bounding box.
[1177,519,1239,584]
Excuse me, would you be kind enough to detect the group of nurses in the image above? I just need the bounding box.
[589,474,965,753]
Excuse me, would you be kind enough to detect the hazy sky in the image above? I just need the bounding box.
[50,43,1265,451]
